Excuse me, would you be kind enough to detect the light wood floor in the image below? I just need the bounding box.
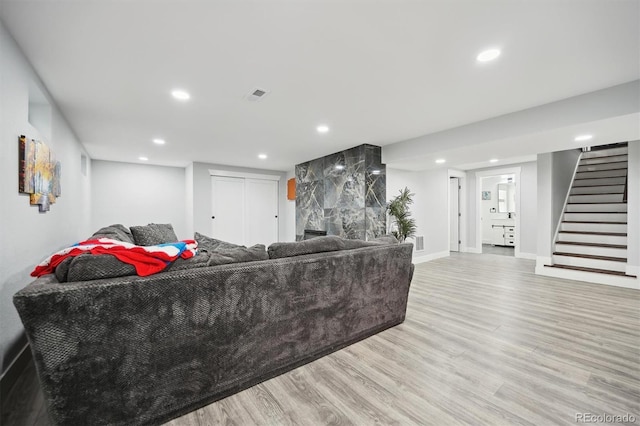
[3,253,639,425]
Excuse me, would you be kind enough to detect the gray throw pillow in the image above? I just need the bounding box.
[91,224,135,244]
[267,236,346,259]
[130,223,178,246]
[207,244,268,267]
[194,232,244,252]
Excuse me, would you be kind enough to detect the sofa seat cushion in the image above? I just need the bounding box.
[64,254,137,282]
[194,232,244,252]
[268,236,346,259]
[130,223,178,246]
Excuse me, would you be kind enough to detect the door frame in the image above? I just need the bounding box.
[447,169,467,252]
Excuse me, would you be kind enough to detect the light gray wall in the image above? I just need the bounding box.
[91,160,187,239]
[466,161,537,256]
[0,21,91,374]
[191,162,288,242]
[627,141,639,273]
[535,149,581,261]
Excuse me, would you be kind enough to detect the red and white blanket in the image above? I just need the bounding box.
[31,238,198,278]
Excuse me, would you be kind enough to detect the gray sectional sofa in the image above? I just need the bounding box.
[14,225,414,426]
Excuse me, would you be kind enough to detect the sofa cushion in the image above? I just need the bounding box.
[267,236,346,259]
[130,223,178,246]
[91,224,135,244]
[164,252,212,272]
[65,254,136,282]
[342,234,399,249]
[194,232,244,252]
[208,244,268,266]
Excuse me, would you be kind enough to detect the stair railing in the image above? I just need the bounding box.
[551,151,584,256]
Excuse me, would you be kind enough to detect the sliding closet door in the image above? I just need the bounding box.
[211,175,279,247]
[211,176,245,245]
[245,178,279,247]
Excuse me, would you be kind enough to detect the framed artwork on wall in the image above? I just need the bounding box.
[18,135,61,212]
[482,191,491,200]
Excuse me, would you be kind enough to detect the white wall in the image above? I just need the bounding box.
[91,160,187,239]
[0,21,91,375]
[467,161,537,257]
[387,168,450,260]
[191,162,288,242]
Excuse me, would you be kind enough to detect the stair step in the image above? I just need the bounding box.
[570,185,625,195]
[557,231,627,245]
[574,169,628,179]
[563,212,627,222]
[545,264,629,277]
[582,146,628,158]
[572,176,627,187]
[568,193,625,203]
[554,242,627,258]
[579,156,628,166]
[565,203,627,212]
[560,222,627,233]
[552,253,627,272]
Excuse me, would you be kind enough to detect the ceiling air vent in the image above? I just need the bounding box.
[246,88,269,102]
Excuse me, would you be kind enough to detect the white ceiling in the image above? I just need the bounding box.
[1,0,638,171]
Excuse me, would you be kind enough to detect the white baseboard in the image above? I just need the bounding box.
[626,265,639,277]
[464,246,482,254]
[536,256,552,269]
[412,251,450,264]
[516,251,537,260]
[535,265,639,290]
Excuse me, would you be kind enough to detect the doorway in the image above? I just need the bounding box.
[475,167,521,257]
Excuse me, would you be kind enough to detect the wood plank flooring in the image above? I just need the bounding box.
[3,253,639,425]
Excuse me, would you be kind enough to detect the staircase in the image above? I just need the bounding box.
[549,143,633,277]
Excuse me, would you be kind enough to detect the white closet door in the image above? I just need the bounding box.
[245,178,279,247]
[211,176,245,245]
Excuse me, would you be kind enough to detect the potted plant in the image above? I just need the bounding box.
[386,187,417,243]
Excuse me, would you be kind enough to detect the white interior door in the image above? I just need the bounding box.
[245,178,279,247]
[450,177,460,252]
[211,176,245,245]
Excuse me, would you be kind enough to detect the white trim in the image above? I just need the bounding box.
[412,250,449,264]
[464,246,482,254]
[517,251,537,260]
[535,265,639,290]
[475,167,522,256]
[448,169,467,253]
[209,169,281,181]
[626,265,639,277]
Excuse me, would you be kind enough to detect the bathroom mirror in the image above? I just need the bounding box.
[497,183,516,213]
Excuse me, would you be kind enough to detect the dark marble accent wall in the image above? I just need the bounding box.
[295,144,386,240]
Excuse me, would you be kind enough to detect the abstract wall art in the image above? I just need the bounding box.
[18,135,61,212]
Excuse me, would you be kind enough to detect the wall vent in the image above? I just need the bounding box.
[246,88,269,102]
[415,235,424,251]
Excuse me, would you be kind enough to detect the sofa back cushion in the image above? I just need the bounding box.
[130,223,178,246]
[91,224,135,244]
[64,254,137,282]
[268,236,346,259]
[194,232,244,252]
[208,244,269,266]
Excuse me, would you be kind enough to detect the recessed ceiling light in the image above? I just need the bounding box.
[435,159,446,164]
[574,134,593,142]
[153,138,166,145]
[139,156,148,161]
[258,154,267,160]
[489,158,499,163]
[317,125,330,134]
[477,48,501,62]
[171,89,190,101]
[371,170,381,175]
